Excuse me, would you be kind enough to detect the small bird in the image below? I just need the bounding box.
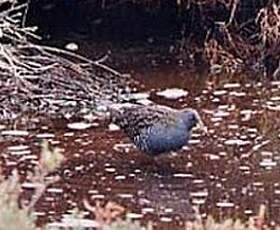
[109,104,206,156]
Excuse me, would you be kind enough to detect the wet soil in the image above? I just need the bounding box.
[0,43,280,229]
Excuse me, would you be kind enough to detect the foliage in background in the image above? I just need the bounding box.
[201,1,280,77]
[28,0,280,78]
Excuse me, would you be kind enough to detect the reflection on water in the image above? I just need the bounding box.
[0,60,280,229]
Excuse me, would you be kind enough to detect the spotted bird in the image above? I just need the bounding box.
[109,104,206,156]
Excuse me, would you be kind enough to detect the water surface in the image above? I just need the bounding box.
[0,47,280,229]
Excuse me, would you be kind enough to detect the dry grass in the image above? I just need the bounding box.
[202,1,280,77]
[0,0,133,121]
[0,140,63,230]
[79,0,279,78]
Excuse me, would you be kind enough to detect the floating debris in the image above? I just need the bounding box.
[22,182,40,189]
[259,159,277,167]
[156,88,188,99]
[7,145,29,151]
[261,151,273,157]
[6,161,17,166]
[88,190,99,195]
[33,212,46,217]
[74,165,84,172]
[20,155,38,161]
[126,213,143,219]
[229,91,246,97]
[207,154,220,160]
[108,123,120,131]
[36,133,55,139]
[224,139,251,146]
[115,175,126,180]
[47,188,64,193]
[67,122,92,130]
[239,165,251,171]
[125,92,150,100]
[47,217,99,228]
[193,179,205,184]
[213,90,227,96]
[216,202,235,208]
[266,105,280,111]
[252,140,270,151]
[188,139,201,144]
[211,117,223,122]
[160,217,173,222]
[218,105,231,110]
[105,167,116,173]
[137,98,154,105]
[213,110,230,117]
[10,150,31,156]
[65,42,79,51]
[113,143,133,152]
[244,210,253,214]
[117,193,133,199]
[141,208,154,214]
[173,173,193,178]
[64,132,75,137]
[270,96,280,101]
[91,194,105,199]
[253,182,264,187]
[190,191,208,197]
[223,83,241,89]
[219,152,227,156]
[211,98,220,102]
[271,81,280,86]
[1,130,29,136]
[192,199,206,205]
[228,124,239,129]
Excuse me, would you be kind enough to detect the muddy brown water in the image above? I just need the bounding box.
[0,46,280,229]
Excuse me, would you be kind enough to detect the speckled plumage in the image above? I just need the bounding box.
[109,104,204,156]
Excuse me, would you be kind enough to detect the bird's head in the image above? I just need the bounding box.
[181,108,207,133]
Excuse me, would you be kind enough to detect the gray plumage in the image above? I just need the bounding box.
[109,104,205,156]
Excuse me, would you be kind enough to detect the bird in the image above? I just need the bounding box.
[108,104,207,156]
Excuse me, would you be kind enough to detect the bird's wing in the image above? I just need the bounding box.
[110,104,179,138]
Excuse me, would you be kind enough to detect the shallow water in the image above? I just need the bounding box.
[0,46,280,229]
